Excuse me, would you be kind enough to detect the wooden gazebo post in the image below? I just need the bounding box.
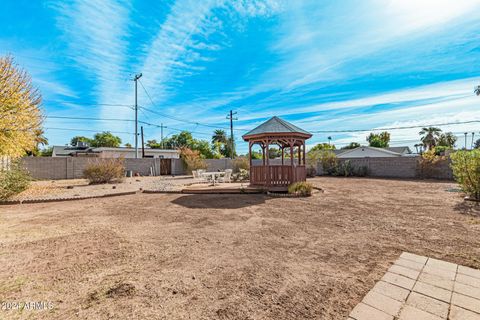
[242,117,312,191]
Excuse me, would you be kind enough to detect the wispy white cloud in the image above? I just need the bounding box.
[53,0,131,104]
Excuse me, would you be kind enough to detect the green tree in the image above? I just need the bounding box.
[71,136,92,146]
[310,143,336,152]
[146,139,162,149]
[437,132,457,148]
[90,132,122,147]
[475,85,480,96]
[0,55,43,157]
[341,142,361,150]
[367,131,390,148]
[124,143,132,148]
[419,127,442,150]
[40,146,53,156]
[474,138,480,149]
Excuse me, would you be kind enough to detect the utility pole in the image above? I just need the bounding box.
[464,132,468,150]
[160,123,166,149]
[226,110,238,159]
[133,73,143,158]
[141,126,145,158]
[472,132,475,149]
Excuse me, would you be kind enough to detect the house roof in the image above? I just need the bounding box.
[52,146,179,156]
[385,146,411,154]
[336,146,403,157]
[242,116,312,139]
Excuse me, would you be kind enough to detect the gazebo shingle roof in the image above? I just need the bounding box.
[242,116,312,139]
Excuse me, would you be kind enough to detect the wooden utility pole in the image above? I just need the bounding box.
[226,110,238,159]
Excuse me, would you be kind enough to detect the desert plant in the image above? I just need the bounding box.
[335,160,354,177]
[83,158,125,184]
[419,148,447,178]
[232,168,249,182]
[355,165,368,177]
[0,162,31,200]
[318,150,338,175]
[180,147,207,174]
[450,150,480,199]
[232,157,249,173]
[288,181,313,196]
[306,166,317,177]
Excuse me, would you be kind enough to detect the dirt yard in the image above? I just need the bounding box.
[1,177,479,319]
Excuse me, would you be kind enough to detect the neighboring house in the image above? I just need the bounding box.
[335,146,412,158]
[52,145,179,159]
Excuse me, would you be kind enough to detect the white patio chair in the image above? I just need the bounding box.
[219,169,232,183]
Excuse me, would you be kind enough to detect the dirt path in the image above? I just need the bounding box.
[0,177,479,319]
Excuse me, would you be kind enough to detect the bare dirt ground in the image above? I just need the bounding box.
[1,177,479,319]
[9,176,196,201]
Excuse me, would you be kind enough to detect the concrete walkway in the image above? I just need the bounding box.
[349,252,480,320]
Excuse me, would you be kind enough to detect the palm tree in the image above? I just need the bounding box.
[34,129,48,148]
[419,127,442,150]
[475,85,480,96]
[212,129,227,144]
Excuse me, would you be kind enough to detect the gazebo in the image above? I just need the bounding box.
[242,116,312,191]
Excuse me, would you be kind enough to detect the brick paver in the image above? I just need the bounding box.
[348,252,480,320]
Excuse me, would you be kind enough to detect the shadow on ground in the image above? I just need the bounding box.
[171,194,267,209]
[453,201,480,217]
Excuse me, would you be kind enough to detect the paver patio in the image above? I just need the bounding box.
[348,252,480,320]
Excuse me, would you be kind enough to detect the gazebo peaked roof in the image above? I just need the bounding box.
[242,116,312,140]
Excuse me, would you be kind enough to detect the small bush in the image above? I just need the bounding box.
[306,166,317,177]
[180,147,207,174]
[334,160,354,177]
[0,163,31,200]
[83,158,125,184]
[355,165,368,177]
[232,157,249,173]
[419,148,447,178]
[232,168,249,182]
[450,150,480,199]
[288,181,313,196]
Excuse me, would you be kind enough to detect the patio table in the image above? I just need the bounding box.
[201,171,225,186]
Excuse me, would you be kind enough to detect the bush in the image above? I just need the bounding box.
[0,163,31,200]
[232,168,249,182]
[83,158,125,184]
[306,166,317,177]
[419,148,447,178]
[180,147,207,174]
[232,157,249,173]
[319,150,338,175]
[355,165,368,177]
[334,160,354,177]
[450,150,480,199]
[288,181,313,196]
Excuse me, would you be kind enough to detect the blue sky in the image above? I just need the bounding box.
[1,0,480,153]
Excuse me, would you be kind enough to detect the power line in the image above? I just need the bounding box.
[43,127,134,135]
[310,120,480,133]
[137,79,247,132]
[44,115,213,137]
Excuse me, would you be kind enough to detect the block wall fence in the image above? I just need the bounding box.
[19,156,453,180]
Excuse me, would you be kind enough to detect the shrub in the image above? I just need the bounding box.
[232,157,249,173]
[288,181,313,196]
[450,150,480,199]
[334,160,354,177]
[83,158,125,184]
[179,147,207,174]
[419,148,447,178]
[355,165,368,177]
[306,166,317,177]
[232,168,249,182]
[0,162,31,200]
[318,150,338,175]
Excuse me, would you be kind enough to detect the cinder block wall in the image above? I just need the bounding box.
[22,157,164,180]
[20,156,454,180]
